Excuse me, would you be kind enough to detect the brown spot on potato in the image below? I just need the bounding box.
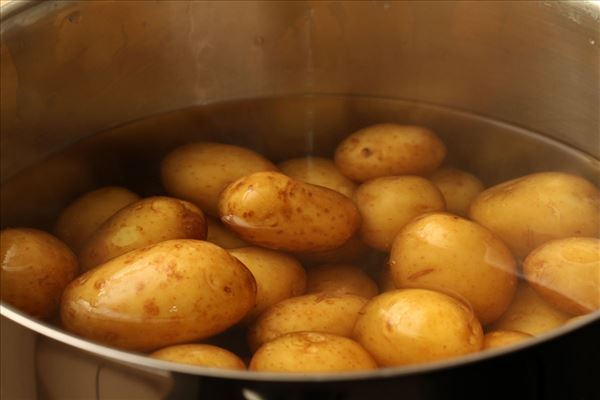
[407,268,435,280]
[361,148,373,157]
[94,279,106,290]
[144,299,160,316]
[224,286,232,293]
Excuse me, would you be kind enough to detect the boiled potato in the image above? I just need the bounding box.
[150,344,245,370]
[378,267,396,293]
[219,172,361,252]
[523,237,599,315]
[353,289,483,366]
[250,332,377,372]
[61,239,256,351]
[429,167,484,217]
[206,216,247,249]
[294,235,370,265]
[55,186,141,252]
[79,197,207,271]
[390,213,517,324]
[334,124,446,182]
[469,172,600,259]
[229,247,307,322]
[1,228,78,319]
[278,157,357,198]
[355,176,446,251]
[247,292,368,351]
[483,330,532,350]
[306,264,378,298]
[161,142,276,216]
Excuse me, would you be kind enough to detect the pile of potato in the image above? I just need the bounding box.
[1,123,599,373]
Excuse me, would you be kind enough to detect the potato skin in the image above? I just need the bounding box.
[469,172,600,259]
[483,330,532,350]
[1,228,78,319]
[79,197,207,271]
[61,240,256,351]
[429,167,484,217]
[150,344,245,370]
[219,172,361,252]
[294,235,370,265]
[334,124,446,182]
[306,264,378,298]
[206,216,247,249]
[390,213,517,324]
[523,237,599,315]
[249,332,377,372]
[278,157,357,198]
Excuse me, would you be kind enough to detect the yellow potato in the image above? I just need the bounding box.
[483,330,532,350]
[429,167,484,217]
[79,197,207,271]
[353,289,483,366]
[306,264,378,298]
[334,124,446,182]
[523,237,600,315]
[249,332,377,372]
[278,157,357,198]
[161,142,277,216]
[150,344,245,370]
[469,172,600,259]
[61,240,256,351]
[1,228,78,319]
[390,213,517,324]
[355,176,446,251]
[206,216,247,249]
[219,172,361,252]
[378,266,396,293]
[247,292,368,351]
[229,247,307,322]
[294,235,370,265]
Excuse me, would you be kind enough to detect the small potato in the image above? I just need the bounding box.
[429,167,484,217]
[250,332,377,372]
[1,228,78,319]
[55,186,141,252]
[278,157,357,198]
[79,197,207,271]
[306,264,378,298]
[353,289,483,366]
[390,213,517,324]
[483,330,532,350]
[206,217,247,249]
[294,235,370,265]
[334,124,446,182]
[150,344,245,370]
[161,142,277,216]
[61,240,256,351]
[523,238,600,315]
[469,172,600,259]
[355,176,446,251]
[378,267,396,293]
[247,292,368,351]
[229,247,307,322]
[219,172,361,252]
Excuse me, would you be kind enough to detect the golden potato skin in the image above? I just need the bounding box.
[79,197,207,271]
[353,289,483,366]
[278,157,357,198]
[523,238,599,315]
[429,167,484,217]
[161,142,276,216]
[250,332,377,372]
[61,240,256,351]
[469,172,600,259]
[150,344,245,370]
[219,172,361,252]
[229,247,307,322]
[206,217,247,249]
[306,264,378,298]
[247,292,368,351]
[355,176,446,251]
[390,213,517,324]
[483,330,532,350]
[1,228,78,319]
[294,235,370,265]
[334,124,446,182]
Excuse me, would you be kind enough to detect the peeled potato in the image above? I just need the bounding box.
[483,330,532,350]
[206,216,247,249]
[150,344,245,370]
[306,264,378,298]
[429,167,484,217]
[278,157,357,198]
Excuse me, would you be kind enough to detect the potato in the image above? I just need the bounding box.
[469,172,600,259]
[294,235,370,265]
[334,124,446,182]
[523,237,599,315]
[61,240,256,351]
[355,176,446,251]
[219,172,361,252]
[55,186,141,252]
[483,330,532,350]
[390,213,517,324]
[206,216,247,249]
[278,157,357,198]
[150,344,245,370]
[161,142,277,216]
[306,264,378,298]
[79,197,207,271]
[1,228,78,319]
[247,292,368,351]
[353,289,483,366]
[429,167,484,217]
[489,283,571,336]
[378,267,396,293]
[249,332,377,372]
[228,247,307,322]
